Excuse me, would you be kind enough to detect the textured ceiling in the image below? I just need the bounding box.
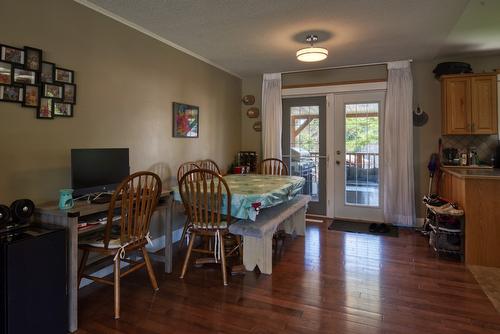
[80,0,499,77]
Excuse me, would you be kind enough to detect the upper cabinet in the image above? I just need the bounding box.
[441,74,498,135]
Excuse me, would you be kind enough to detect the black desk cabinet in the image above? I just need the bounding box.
[0,225,67,334]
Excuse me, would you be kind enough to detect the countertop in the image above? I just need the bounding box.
[441,166,500,180]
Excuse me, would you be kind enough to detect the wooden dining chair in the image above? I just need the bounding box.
[177,161,201,247]
[179,168,239,285]
[78,171,162,319]
[259,158,289,176]
[198,159,221,175]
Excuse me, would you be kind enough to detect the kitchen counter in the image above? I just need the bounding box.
[441,166,500,179]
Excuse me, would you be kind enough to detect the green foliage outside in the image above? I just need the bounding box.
[345,117,379,153]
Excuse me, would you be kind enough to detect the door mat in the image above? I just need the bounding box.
[328,220,399,237]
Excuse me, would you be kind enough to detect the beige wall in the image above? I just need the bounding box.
[413,54,500,218]
[240,76,262,157]
[0,0,241,206]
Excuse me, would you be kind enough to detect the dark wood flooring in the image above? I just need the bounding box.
[77,222,500,334]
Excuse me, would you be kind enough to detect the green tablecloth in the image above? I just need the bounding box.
[172,174,305,221]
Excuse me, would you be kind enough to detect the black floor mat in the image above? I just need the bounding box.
[328,220,399,237]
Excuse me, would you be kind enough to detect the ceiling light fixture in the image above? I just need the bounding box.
[296,34,328,62]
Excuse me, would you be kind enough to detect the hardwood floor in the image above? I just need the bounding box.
[77,222,500,334]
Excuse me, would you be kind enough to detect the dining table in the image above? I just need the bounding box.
[172,174,306,221]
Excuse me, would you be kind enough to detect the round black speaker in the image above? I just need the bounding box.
[0,204,10,227]
[10,199,35,223]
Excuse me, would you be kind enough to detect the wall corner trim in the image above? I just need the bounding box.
[73,0,241,79]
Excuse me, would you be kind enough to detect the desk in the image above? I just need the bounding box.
[35,191,173,333]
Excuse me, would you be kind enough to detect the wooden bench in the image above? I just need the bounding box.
[228,194,311,274]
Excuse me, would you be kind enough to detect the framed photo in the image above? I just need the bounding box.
[41,62,55,83]
[54,67,73,84]
[13,68,36,84]
[24,46,42,72]
[0,85,23,103]
[22,84,40,108]
[172,102,199,138]
[43,83,63,99]
[0,61,12,84]
[0,45,24,65]
[38,97,53,119]
[63,83,76,104]
[54,102,73,117]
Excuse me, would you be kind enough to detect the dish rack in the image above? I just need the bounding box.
[424,202,465,261]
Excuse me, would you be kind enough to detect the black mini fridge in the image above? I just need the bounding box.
[0,224,67,334]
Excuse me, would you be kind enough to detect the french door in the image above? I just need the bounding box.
[282,97,327,215]
[331,91,385,222]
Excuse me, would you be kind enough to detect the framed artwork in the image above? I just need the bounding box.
[13,68,36,84]
[54,102,73,117]
[0,44,24,65]
[43,83,63,99]
[38,97,53,119]
[54,67,73,84]
[41,61,55,83]
[0,85,23,103]
[24,46,42,72]
[0,61,12,84]
[172,102,199,138]
[63,83,76,104]
[22,84,40,108]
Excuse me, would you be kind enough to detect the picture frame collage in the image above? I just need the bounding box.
[0,43,76,119]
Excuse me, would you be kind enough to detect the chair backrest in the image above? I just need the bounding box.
[179,169,231,229]
[259,158,289,176]
[103,171,162,248]
[198,159,221,175]
[177,161,201,184]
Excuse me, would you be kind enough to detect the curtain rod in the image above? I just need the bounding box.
[281,59,413,75]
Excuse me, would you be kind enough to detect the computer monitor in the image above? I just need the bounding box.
[71,148,130,196]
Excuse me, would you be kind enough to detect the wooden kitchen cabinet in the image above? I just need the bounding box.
[441,73,497,135]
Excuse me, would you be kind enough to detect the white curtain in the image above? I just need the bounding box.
[383,61,415,226]
[261,73,282,160]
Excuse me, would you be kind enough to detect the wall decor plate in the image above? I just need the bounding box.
[253,121,262,132]
[242,94,255,105]
[246,107,259,118]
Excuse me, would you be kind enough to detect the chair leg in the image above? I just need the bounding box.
[235,235,243,263]
[219,235,228,286]
[114,258,121,319]
[141,248,159,291]
[78,249,89,288]
[180,231,196,279]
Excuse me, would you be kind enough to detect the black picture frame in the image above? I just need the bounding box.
[43,83,63,99]
[0,61,12,85]
[0,84,23,103]
[41,61,55,83]
[24,46,43,72]
[54,101,73,117]
[0,44,25,66]
[37,97,54,119]
[13,67,37,85]
[63,83,76,104]
[22,84,40,108]
[54,67,74,84]
[172,102,199,138]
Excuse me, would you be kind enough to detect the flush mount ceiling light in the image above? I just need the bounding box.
[296,34,328,62]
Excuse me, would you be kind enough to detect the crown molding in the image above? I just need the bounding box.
[73,0,241,79]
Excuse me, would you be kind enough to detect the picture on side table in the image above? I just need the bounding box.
[0,61,12,84]
[0,85,23,103]
[41,62,55,83]
[38,97,53,119]
[13,68,36,85]
[0,44,24,65]
[54,67,73,84]
[23,84,40,108]
[172,102,199,138]
[24,46,42,71]
[54,102,73,117]
[43,83,63,99]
